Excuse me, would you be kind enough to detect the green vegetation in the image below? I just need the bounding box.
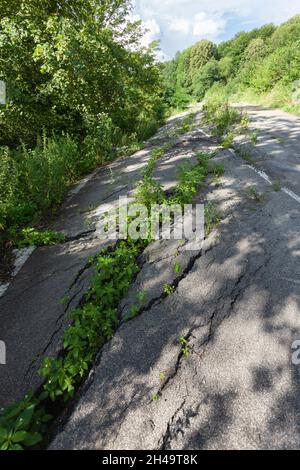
[17,228,66,249]
[0,393,51,450]
[180,337,190,358]
[0,134,212,450]
[41,239,145,401]
[0,0,164,253]
[205,201,221,236]
[272,179,282,192]
[163,15,300,114]
[163,284,175,296]
[246,186,265,202]
[174,261,182,274]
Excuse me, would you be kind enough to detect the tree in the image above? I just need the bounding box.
[189,40,217,84]
[0,0,162,147]
[193,59,220,100]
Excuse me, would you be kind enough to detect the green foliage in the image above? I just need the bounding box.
[203,99,242,137]
[212,163,225,176]
[171,153,209,205]
[189,40,217,84]
[205,201,221,236]
[162,15,300,115]
[163,284,175,296]
[40,240,144,401]
[135,177,166,209]
[0,0,163,148]
[0,0,164,251]
[180,337,190,358]
[17,228,66,248]
[174,261,182,274]
[193,59,220,100]
[246,186,264,202]
[0,393,51,450]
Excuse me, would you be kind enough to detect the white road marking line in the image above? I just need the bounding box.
[229,148,300,206]
[282,187,300,204]
[245,165,272,185]
[0,247,35,299]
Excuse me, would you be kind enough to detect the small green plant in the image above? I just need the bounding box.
[238,146,254,163]
[240,115,250,128]
[135,176,165,209]
[250,131,259,145]
[205,201,221,236]
[143,144,171,178]
[171,153,209,205]
[211,162,225,186]
[125,304,140,322]
[180,337,190,358]
[221,132,234,148]
[174,261,182,274]
[163,284,175,296]
[59,296,70,306]
[272,179,282,192]
[136,291,147,304]
[0,394,51,450]
[211,163,225,177]
[203,100,242,137]
[152,394,161,402]
[159,372,166,382]
[176,113,195,136]
[246,186,264,202]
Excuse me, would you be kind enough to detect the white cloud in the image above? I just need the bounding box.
[133,0,300,57]
[192,12,226,39]
[168,18,190,35]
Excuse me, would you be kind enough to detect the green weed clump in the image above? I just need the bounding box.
[202,99,242,138]
[0,135,80,249]
[41,240,146,401]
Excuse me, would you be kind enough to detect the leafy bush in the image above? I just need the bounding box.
[0,393,51,450]
[203,99,242,137]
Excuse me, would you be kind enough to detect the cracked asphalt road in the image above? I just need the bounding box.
[1,105,300,450]
[0,109,216,408]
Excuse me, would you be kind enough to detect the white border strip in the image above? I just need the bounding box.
[0,246,35,299]
[229,148,300,206]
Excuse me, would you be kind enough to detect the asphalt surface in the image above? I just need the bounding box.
[1,105,300,450]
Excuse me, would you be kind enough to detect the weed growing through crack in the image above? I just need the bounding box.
[211,162,225,187]
[159,372,166,382]
[272,179,282,192]
[221,132,234,148]
[174,261,182,274]
[152,394,161,402]
[137,291,147,304]
[202,100,245,139]
[180,337,190,358]
[246,186,264,202]
[205,201,221,236]
[237,146,254,163]
[125,304,140,322]
[163,284,175,296]
[250,131,259,145]
[143,144,172,179]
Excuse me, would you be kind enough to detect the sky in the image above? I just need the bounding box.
[133,0,300,60]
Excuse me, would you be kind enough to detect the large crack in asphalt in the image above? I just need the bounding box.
[154,245,274,449]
